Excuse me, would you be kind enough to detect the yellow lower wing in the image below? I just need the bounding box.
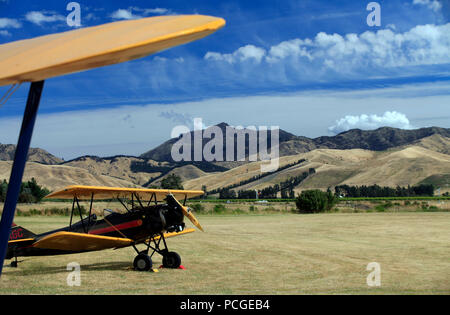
[32,232,133,252]
[8,238,35,245]
[32,229,195,252]
[150,228,195,242]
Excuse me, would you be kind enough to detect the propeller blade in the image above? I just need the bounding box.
[168,193,204,232]
[182,207,204,232]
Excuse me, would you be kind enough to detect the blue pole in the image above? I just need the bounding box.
[0,81,44,276]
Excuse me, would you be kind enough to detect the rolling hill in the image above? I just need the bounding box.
[0,126,448,194]
[182,140,450,195]
[141,124,450,161]
[0,144,63,165]
[0,161,137,191]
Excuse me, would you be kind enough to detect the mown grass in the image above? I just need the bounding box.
[0,213,449,295]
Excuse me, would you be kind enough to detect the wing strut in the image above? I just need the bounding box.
[0,81,45,276]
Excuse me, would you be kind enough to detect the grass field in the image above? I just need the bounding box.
[0,212,449,294]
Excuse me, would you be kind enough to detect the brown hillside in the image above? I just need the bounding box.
[0,161,138,191]
[0,144,63,165]
[62,156,162,186]
[149,164,210,187]
[183,145,450,194]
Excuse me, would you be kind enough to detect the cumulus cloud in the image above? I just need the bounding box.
[25,11,65,25]
[110,9,141,20]
[205,23,450,75]
[328,111,414,134]
[205,45,267,64]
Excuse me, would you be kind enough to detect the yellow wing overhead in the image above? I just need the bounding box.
[45,185,204,202]
[0,15,225,86]
[32,232,134,252]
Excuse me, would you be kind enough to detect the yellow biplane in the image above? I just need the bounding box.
[7,185,204,271]
[0,15,225,275]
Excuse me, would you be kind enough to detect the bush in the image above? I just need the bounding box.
[161,174,184,190]
[189,203,205,213]
[295,190,337,213]
[213,204,226,214]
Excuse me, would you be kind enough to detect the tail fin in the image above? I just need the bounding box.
[9,223,36,241]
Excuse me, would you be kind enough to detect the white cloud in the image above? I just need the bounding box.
[110,9,141,20]
[25,11,65,25]
[0,17,21,28]
[205,23,450,74]
[205,45,267,64]
[0,30,11,36]
[413,0,442,12]
[266,39,313,62]
[328,111,414,135]
[111,7,171,20]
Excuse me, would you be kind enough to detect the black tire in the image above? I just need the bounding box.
[162,251,181,269]
[133,253,152,271]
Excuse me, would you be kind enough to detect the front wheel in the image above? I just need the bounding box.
[162,251,181,269]
[133,253,152,271]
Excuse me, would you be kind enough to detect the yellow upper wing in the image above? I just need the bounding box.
[0,15,225,86]
[45,185,204,202]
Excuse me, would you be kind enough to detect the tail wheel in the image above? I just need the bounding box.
[162,251,181,269]
[133,253,152,271]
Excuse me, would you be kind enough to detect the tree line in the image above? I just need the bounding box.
[334,184,435,198]
[209,159,307,196]
[218,167,315,200]
[0,178,50,203]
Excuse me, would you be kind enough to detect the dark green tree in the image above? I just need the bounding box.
[161,174,184,190]
[296,190,336,213]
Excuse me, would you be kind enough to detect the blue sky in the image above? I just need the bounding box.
[0,0,449,159]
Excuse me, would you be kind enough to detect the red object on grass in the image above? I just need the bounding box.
[159,265,186,270]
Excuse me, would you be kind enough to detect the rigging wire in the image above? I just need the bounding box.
[0,83,21,108]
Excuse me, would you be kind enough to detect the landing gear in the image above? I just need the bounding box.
[133,253,152,271]
[10,251,18,268]
[162,251,181,269]
[132,233,182,271]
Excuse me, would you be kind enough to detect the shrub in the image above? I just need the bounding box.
[213,204,226,213]
[161,174,184,190]
[190,203,205,213]
[295,190,337,213]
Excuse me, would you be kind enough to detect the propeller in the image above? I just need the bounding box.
[170,195,204,232]
[182,206,204,232]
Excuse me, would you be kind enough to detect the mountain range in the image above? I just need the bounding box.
[0,125,449,194]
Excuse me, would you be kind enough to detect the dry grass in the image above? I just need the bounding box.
[0,212,449,295]
[183,144,450,193]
